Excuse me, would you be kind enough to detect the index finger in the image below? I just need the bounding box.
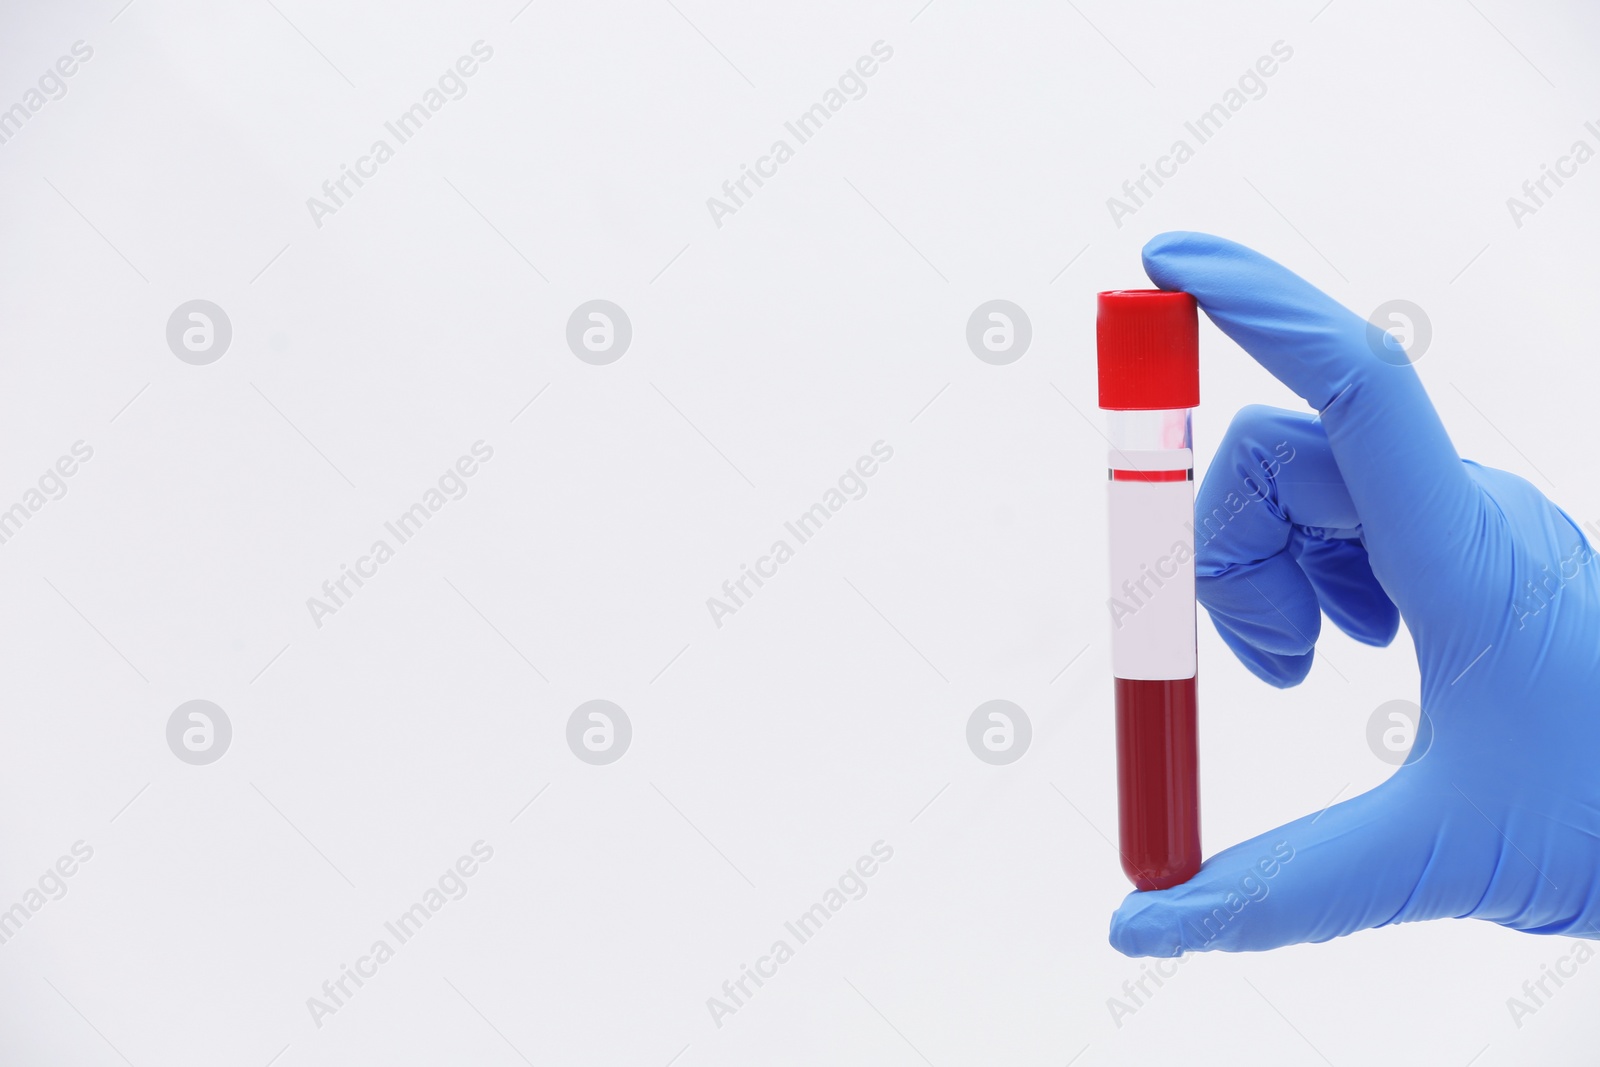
[1141,231,1482,617]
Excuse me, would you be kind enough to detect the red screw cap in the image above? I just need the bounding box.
[1097,290,1199,411]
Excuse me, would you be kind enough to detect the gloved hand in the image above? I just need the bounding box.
[1109,231,1600,956]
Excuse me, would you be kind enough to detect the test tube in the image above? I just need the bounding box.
[1095,289,1201,891]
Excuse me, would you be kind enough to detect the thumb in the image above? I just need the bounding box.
[1109,772,1470,956]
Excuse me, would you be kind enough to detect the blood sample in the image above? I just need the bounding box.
[1096,289,1202,892]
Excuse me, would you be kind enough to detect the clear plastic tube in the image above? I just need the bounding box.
[1105,408,1201,891]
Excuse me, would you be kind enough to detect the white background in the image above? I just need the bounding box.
[1,0,1598,1063]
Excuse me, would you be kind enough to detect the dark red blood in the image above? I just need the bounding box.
[1115,675,1201,891]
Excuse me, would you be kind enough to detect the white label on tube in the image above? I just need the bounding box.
[1107,474,1196,681]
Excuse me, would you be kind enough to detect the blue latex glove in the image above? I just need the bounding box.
[1109,232,1600,956]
